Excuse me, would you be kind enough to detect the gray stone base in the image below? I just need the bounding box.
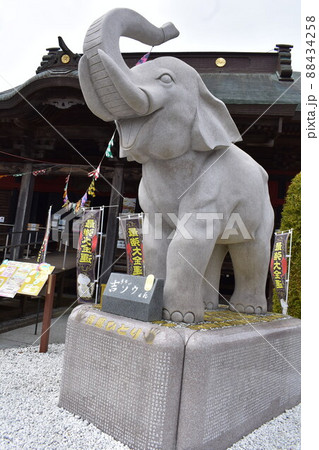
[59,305,301,450]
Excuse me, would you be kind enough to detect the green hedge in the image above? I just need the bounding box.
[272,173,301,318]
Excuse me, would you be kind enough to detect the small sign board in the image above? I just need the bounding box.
[117,240,126,249]
[102,273,164,322]
[27,223,40,231]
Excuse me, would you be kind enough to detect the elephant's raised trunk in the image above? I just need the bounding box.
[79,8,179,121]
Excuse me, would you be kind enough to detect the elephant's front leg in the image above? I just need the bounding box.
[163,217,218,323]
[143,213,172,279]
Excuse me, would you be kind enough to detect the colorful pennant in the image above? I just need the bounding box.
[105,131,115,158]
[87,179,96,197]
[32,169,46,176]
[135,49,152,66]
[81,192,88,207]
[88,163,101,181]
[62,174,70,207]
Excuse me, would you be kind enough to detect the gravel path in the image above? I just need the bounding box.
[0,344,301,449]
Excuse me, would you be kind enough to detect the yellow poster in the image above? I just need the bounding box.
[0,260,54,298]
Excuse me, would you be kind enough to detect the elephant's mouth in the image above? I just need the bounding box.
[116,116,148,150]
[117,111,156,150]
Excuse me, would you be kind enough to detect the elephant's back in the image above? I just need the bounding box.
[220,144,274,228]
[219,144,269,188]
[208,144,273,219]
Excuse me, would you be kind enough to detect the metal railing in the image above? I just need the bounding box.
[0,225,48,261]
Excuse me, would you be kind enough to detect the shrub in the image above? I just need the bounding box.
[272,173,301,318]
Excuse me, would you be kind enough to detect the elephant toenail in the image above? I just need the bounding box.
[245,305,255,314]
[183,312,195,323]
[162,309,171,320]
[233,303,244,312]
[171,311,183,322]
[255,306,263,314]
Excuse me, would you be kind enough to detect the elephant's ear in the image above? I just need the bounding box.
[191,79,242,151]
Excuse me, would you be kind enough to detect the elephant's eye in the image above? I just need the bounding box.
[159,73,173,84]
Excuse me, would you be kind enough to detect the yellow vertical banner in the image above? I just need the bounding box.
[119,214,145,276]
[270,230,292,309]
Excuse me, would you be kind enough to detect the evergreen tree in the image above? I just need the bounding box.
[272,173,301,318]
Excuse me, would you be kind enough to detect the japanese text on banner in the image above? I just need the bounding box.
[76,210,100,302]
[119,214,145,276]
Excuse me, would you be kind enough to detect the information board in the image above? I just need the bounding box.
[0,260,55,298]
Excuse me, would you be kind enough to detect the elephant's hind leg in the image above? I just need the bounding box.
[202,244,228,310]
[228,237,270,314]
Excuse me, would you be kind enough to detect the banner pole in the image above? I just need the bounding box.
[285,229,293,304]
[62,238,68,270]
[279,229,293,315]
[43,205,52,264]
[95,206,104,304]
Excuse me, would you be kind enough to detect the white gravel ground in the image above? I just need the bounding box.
[0,344,301,449]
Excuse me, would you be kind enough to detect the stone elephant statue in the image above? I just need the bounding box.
[79,8,274,323]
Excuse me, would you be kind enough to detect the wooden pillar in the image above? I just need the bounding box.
[10,163,34,260]
[39,274,56,353]
[100,163,124,285]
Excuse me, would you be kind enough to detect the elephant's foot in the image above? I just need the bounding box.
[162,308,204,323]
[229,295,267,314]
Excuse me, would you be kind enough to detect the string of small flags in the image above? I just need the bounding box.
[0,126,117,181]
[63,173,96,213]
[62,129,117,212]
[0,167,53,179]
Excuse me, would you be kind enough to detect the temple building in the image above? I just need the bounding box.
[0,38,300,294]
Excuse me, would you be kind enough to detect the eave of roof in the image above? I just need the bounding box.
[0,68,301,113]
[201,72,301,110]
[0,69,79,103]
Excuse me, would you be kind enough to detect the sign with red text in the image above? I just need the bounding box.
[270,232,290,301]
[119,214,145,276]
[76,210,100,302]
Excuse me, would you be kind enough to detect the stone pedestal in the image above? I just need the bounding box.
[59,305,301,450]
